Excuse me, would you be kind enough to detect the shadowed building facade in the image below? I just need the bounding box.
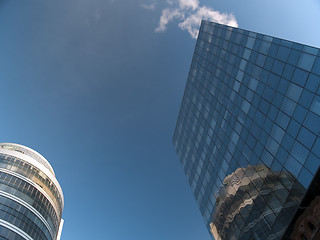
[173,21,320,239]
[0,143,64,240]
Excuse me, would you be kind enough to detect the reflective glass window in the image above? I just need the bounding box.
[285,155,302,177]
[298,53,316,71]
[246,37,255,49]
[281,98,296,116]
[311,56,320,75]
[310,95,320,116]
[273,92,284,108]
[303,111,320,135]
[291,141,309,165]
[243,48,251,60]
[305,153,320,175]
[299,89,315,109]
[276,46,290,61]
[306,74,320,93]
[275,146,289,166]
[297,126,316,149]
[271,124,285,144]
[287,119,300,138]
[268,105,279,121]
[276,111,290,130]
[268,73,280,89]
[293,42,303,51]
[312,137,320,158]
[303,45,319,55]
[298,168,313,189]
[272,60,285,76]
[278,79,289,95]
[249,77,258,91]
[265,138,279,157]
[286,83,302,102]
[281,134,294,152]
[283,64,295,80]
[256,54,266,67]
[287,49,301,66]
[268,44,279,58]
[292,68,309,87]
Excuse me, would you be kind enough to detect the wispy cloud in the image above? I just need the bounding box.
[141,2,156,10]
[155,8,184,32]
[179,0,199,11]
[155,0,238,39]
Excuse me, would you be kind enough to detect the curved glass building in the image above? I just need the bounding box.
[0,143,64,240]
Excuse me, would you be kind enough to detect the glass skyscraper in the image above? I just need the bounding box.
[173,20,320,239]
[0,143,64,240]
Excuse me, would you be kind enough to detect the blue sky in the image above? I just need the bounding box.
[0,0,319,239]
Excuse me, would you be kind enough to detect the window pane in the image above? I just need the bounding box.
[298,53,316,71]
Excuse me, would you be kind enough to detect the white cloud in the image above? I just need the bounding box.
[166,0,175,5]
[155,8,184,32]
[178,6,238,38]
[156,0,238,39]
[179,0,199,11]
[141,2,156,10]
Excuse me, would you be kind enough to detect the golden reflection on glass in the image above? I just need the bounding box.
[210,164,306,240]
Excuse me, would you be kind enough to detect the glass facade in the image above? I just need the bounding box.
[0,143,64,240]
[173,20,320,240]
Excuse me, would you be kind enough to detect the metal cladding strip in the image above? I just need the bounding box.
[0,190,55,240]
[0,168,61,220]
[0,148,64,208]
[56,219,64,240]
[0,219,33,240]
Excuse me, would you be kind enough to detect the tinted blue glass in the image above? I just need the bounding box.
[266,138,279,157]
[292,68,309,87]
[268,73,280,89]
[285,155,302,177]
[276,111,290,130]
[249,77,258,91]
[298,53,316,71]
[312,137,320,158]
[277,46,290,61]
[303,46,319,55]
[288,50,300,65]
[272,92,284,108]
[298,168,313,188]
[286,83,302,102]
[283,64,295,80]
[272,60,285,76]
[268,44,279,58]
[299,89,315,109]
[287,119,300,138]
[305,153,320,175]
[291,141,309,165]
[297,127,316,149]
[293,105,307,123]
[306,73,320,93]
[278,79,289,95]
[281,134,294,152]
[310,95,320,116]
[312,56,320,75]
[264,57,274,71]
[268,105,279,121]
[304,111,320,135]
[256,54,266,67]
[260,41,271,54]
[293,43,303,51]
[281,98,296,116]
[275,146,289,165]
